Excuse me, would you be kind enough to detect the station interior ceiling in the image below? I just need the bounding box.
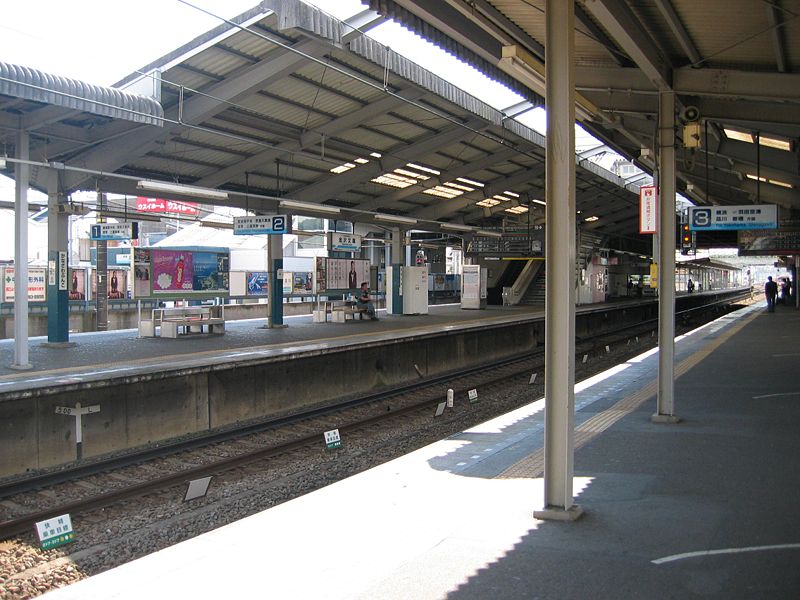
[0,0,798,256]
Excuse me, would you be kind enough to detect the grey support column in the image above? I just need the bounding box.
[95,191,108,331]
[389,227,403,315]
[11,131,32,370]
[652,91,680,424]
[534,0,582,521]
[45,168,73,346]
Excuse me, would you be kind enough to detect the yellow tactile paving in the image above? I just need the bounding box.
[496,310,760,479]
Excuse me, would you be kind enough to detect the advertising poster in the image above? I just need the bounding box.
[136,197,199,216]
[293,272,313,293]
[282,272,293,294]
[246,272,269,296]
[325,258,370,290]
[315,257,327,293]
[68,269,87,300]
[153,250,194,293]
[133,249,152,298]
[2,267,47,302]
[192,251,228,292]
[91,270,129,299]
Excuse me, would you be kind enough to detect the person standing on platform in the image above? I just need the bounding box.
[687,278,695,293]
[357,281,377,320]
[765,276,778,312]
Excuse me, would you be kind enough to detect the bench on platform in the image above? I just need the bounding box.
[331,304,368,323]
[138,305,225,338]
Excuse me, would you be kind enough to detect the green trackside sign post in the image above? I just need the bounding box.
[35,514,75,550]
[324,429,341,450]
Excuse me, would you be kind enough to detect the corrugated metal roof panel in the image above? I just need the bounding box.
[0,61,163,125]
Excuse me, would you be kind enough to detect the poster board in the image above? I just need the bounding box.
[315,258,370,292]
[132,247,230,299]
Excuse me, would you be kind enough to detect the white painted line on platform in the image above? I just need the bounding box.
[752,391,800,399]
[652,543,800,565]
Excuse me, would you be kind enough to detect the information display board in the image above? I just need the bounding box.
[329,232,362,252]
[690,205,777,230]
[738,229,800,256]
[233,214,290,235]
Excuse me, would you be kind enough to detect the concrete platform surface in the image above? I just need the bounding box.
[44,300,800,599]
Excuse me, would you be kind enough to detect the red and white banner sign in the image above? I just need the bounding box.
[639,186,658,234]
[136,197,199,216]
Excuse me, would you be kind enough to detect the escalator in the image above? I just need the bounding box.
[487,260,526,305]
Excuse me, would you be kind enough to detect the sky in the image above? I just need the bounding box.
[0,0,625,204]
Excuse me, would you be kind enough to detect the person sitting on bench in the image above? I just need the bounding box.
[357,281,378,320]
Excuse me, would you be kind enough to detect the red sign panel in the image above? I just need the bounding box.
[136,197,199,216]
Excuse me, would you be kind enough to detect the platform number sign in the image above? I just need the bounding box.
[233,214,290,235]
[324,428,341,450]
[689,208,712,229]
[35,514,75,550]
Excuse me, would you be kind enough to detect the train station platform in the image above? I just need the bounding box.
[43,299,800,599]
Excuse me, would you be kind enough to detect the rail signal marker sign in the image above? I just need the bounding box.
[324,429,341,450]
[468,389,478,403]
[35,514,75,550]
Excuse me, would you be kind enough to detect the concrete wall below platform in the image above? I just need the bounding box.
[0,314,541,479]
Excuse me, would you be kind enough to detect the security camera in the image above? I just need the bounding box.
[681,105,700,122]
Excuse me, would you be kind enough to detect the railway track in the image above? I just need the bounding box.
[0,295,748,542]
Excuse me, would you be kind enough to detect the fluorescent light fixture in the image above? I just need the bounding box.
[136,180,228,201]
[279,199,341,215]
[457,177,484,187]
[504,190,520,197]
[584,215,599,222]
[532,199,547,206]
[440,223,475,232]
[370,152,382,158]
[499,45,598,121]
[374,213,418,225]
[477,230,503,238]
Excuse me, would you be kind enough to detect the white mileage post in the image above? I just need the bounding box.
[324,429,341,450]
[55,402,101,460]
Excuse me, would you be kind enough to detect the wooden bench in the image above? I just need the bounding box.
[138,305,225,338]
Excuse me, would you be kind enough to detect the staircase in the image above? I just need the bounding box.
[521,264,546,306]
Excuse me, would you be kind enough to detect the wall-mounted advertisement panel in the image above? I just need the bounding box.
[69,269,88,300]
[91,270,129,299]
[293,272,313,293]
[136,197,199,216]
[639,185,657,234]
[246,272,269,296]
[690,205,777,230]
[2,267,47,302]
[132,247,229,298]
[325,258,370,290]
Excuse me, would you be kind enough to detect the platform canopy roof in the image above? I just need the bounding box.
[0,0,662,247]
[373,0,800,216]
[2,0,797,247]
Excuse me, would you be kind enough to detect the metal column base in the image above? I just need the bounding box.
[651,413,682,424]
[9,362,33,371]
[534,504,584,522]
[41,342,77,349]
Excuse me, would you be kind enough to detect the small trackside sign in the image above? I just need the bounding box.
[35,514,75,550]
[324,429,341,450]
